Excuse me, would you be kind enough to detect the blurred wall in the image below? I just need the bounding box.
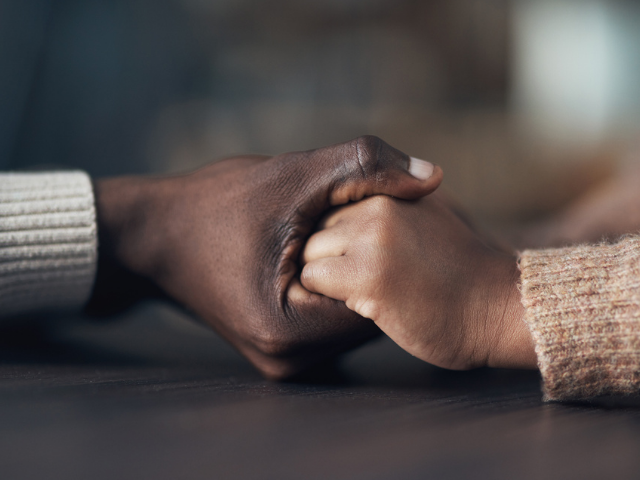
[0,0,207,176]
[512,0,640,153]
[1,0,509,172]
[148,0,511,171]
[1,0,628,223]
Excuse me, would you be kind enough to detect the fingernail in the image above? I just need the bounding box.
[408,157,434,180]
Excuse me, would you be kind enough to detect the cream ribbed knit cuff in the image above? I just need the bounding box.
[0,172,97,319]
[520,236,640,401]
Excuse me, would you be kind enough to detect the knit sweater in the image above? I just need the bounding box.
[0,172,97,319]
[520,236,640,401]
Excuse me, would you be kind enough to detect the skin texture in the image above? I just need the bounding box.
[86,136,443,379]
[300,194,538,371]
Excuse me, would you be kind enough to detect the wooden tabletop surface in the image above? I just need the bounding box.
[1,304,639,480]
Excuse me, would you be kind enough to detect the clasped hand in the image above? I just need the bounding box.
[89,136,445,378]
[90,135,537,378]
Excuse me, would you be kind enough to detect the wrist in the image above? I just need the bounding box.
[85,176,167,314]
[482,253,537,369]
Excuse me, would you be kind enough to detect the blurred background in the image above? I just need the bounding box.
[2,0,640,228]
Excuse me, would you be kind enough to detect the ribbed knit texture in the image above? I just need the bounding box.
[0,172,97,319]
[520,235,640,401]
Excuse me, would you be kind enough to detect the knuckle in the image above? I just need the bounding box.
[351,135,387,177]
[360,222,383,248]
[355,135,385,159]
[366,194,396,213]
[351,296,382,321]
[350,135,386,179]
[356,218,397,262]
[364,197,399,231]
[251,321,300,358]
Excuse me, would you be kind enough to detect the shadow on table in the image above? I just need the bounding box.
[1,304,638,409]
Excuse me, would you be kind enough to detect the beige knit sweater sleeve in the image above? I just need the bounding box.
[0,172,97,320]
[520,235,640,401]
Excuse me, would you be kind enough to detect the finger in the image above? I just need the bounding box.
[267,135,443,221]
[320,135,442,207]
[277,276,380,379]
[319,135,443,204]
[301,226,349,265]
[300,256,354,302]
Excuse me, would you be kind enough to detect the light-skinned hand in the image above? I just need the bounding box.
[301,194,537,370]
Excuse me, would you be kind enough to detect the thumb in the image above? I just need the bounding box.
[296,135,443,209]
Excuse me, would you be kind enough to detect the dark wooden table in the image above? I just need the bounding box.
[1,304,639,480]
